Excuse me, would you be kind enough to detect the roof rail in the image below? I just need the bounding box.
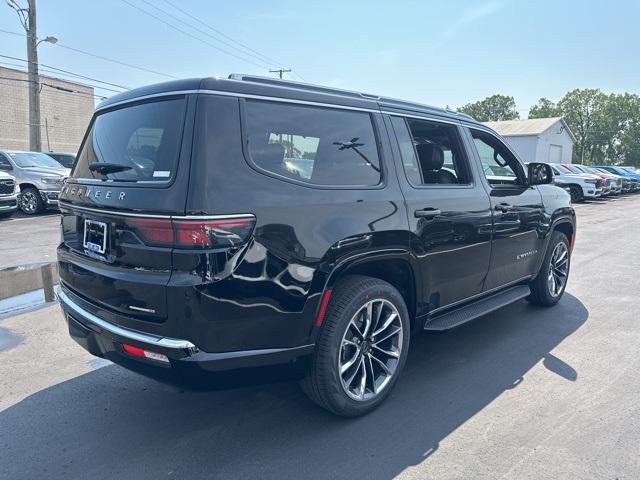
[228,73,380,101]
[227,73,480,124]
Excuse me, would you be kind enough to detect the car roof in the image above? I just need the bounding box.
[96,74,483,127]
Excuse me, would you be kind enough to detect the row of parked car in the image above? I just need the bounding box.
[0,150,75,217]
[548,163,640,202]
[0,146,637,220]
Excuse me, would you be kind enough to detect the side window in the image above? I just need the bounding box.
[245,100,381,186]
[390,116,470,185]
[470,130,524,186]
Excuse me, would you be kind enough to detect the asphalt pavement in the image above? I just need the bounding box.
[1,195,639,479]
[0,210,60,269]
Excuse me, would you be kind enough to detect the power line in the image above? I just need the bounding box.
[0,77,108,100]
[160,0,285,67]
[140,0,278,67]
[0,61,123,93]
[0,28,177,80]
[0,53,128,91]
[120,0,272,70]
[159,0,306,81]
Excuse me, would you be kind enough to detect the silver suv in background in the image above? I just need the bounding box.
[0,170,19,218]
[0,150,70,215]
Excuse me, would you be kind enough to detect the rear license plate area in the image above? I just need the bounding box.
[83,219,108,254]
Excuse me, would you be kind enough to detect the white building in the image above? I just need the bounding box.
[483,117,575,164]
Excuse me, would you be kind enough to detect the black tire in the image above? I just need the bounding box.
[528,231,570,306]
[569,185,584,203]
[19,187,45,215]
[301,275,410,417]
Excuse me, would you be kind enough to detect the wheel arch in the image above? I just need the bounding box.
[552,219,575,249]
[321,250,423,334]
[19,182,39,192]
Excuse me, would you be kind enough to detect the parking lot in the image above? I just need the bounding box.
[0,211,60,269]
[0,195,638,479]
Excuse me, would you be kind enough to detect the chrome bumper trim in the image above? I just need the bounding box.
[57,287,196,350]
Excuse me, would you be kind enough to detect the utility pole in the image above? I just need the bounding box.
[6,0,43,151]
[269,68,291,80]
[26,0,41,151]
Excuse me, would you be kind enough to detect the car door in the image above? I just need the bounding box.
[385,114,493,311]
[464,127,546,291]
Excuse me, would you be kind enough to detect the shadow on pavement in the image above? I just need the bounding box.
[0,294,588,479]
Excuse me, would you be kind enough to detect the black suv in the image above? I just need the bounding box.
[57,75,575,416]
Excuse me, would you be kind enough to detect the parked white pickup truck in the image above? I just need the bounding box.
[547,163,603,202]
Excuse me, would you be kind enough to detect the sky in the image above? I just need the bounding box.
[1,0,639,114]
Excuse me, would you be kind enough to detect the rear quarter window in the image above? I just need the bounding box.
[244,100,381,187]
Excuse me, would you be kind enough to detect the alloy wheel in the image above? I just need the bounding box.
[20,191,38,213]
[547,242,569,297]
[338,298,403,401]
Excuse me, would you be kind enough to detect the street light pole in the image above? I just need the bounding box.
[26,0,41,151]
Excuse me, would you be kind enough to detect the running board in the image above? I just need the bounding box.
[423,285,531,332]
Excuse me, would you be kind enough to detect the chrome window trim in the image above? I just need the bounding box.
[96,89,381,114]
[57,287,196,350]
[58,200,254,221]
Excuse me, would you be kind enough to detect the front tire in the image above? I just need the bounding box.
[569,185,584,203]
[528,231,570,306]
[19,187,44,215]
[301,275,410,417]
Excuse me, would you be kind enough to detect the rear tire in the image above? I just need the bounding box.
[528,231,570,306]
[301,275,410,417]
[19,187,44,215]
[569,185,584,203]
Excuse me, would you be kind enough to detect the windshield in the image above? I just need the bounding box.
[72,97,187,183]
[554,163,574,174]
[563,164,583,174]
[9,152,64,169]
[49,153,76,168]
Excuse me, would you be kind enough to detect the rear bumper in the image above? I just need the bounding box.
[57,284,313,378]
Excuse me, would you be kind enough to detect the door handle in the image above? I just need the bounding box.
[494,203,512,213]
[414,207,441,218]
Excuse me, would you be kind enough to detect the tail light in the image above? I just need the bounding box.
[127,215,255,248]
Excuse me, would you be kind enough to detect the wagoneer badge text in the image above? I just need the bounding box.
[62,185,126,201]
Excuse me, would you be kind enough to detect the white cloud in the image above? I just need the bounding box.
[439,1,507,41]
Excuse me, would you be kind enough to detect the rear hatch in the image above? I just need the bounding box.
[58,94,195,322]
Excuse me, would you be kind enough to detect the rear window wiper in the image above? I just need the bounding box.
[88,162,133,175]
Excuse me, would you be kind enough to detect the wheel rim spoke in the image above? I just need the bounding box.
[358,357,367,399]
[548,242,569,297]
[338,298,403,401]
[372,312,397,337]
[362,302,373,337]
[372,344,399,359]
[369,353,392,376]
[340,348,360,375]
[373,326,402,345]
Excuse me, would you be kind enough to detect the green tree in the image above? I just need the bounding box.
[457,94,520,122]
[556,89,608,164]
[528,98,561,119]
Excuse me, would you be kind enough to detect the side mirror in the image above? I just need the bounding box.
[528,163,553,185]
[0,163,12,171]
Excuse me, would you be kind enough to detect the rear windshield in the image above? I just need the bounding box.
[72,97,187,184]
